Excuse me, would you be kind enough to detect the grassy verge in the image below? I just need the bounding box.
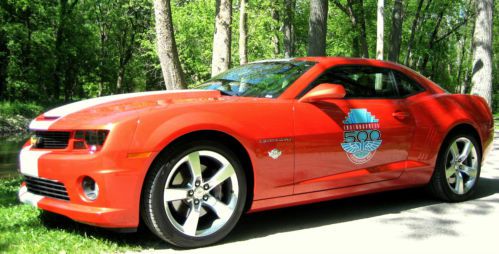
[0,177,164,253]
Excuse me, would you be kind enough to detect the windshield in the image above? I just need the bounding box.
[194,61,315,98]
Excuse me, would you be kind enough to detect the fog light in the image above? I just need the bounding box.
[82,176,99,201]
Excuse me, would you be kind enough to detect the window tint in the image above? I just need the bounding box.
[311,66,398,98]
[393,72,425,97]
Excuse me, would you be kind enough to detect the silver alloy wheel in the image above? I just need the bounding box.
[445,137,479,195]
[163,150,239,237]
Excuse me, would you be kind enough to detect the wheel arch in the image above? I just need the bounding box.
[440,122,483,156]
[141,129,255,213]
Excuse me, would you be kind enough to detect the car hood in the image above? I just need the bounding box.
[29,90,222,130]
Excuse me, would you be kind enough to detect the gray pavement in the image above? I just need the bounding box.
[135,130,499,254]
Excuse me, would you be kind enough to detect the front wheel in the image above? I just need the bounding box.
[429,133,481,202]
[141,141,247,248]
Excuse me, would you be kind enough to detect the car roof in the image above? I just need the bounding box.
[295,56,399,67]
[252,57,407,71]
[248,57,445,95]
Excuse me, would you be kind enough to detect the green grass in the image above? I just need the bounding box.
[0,177,164,253]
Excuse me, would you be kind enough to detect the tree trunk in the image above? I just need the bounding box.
[63,62,77,102]
[53,0,68,101]
[96,2,108,96]
[52,0,79,101]
[419,8,444,72]
[154,0,186,89]
[307,0,328,56]
[238,0,248,65]
[404,0,425,65]
[462,21,476,94]
[357,0,369,58]
[456,21,470,93]
[456,41,466,93]
[271,7,280,57]
[388,0,403,62]
[211,0,232,77]
[283,0,294,58]
[332,0,367,57]
[376,0,384,60]
[0,30,7,100]
[116,65,125,93]
[470,0,494,108]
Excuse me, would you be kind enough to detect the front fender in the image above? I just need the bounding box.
[129,111,255,154]
[129,100,295,200]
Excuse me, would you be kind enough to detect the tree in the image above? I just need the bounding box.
[0,0,497,112]
[307,0,328,56]
[0,25,7,100]
[211,0,232,77]
[283,0,294,58]
[419,7,445,72]
[471,0,494,108]
[388,0,403,62]
[376,0,384,60]
[154,0,186,89]
[239,0,248,64]
[95,1,111,96]
[115,0,151,93]
[333,0,369,58]
[271,4,280,57]
[53,0,79,101]
[404,0,424,65]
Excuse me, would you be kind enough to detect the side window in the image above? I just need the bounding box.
[393,71,425,97]
[311,66,398,98]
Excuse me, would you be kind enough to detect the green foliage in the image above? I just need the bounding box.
[0,0,497,109]
[172,0,216,84]
[0,102,44,133]
[0,101,43,118]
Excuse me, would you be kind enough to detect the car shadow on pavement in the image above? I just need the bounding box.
[38,176,499,249]
[225,176,499,244]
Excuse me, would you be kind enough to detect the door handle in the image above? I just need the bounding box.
[392,111,410,120]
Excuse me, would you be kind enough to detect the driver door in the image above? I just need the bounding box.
[293,66,415,194]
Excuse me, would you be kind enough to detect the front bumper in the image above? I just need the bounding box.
[18,147,157,229]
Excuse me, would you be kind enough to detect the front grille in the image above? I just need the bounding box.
[24,176,69,201]
[33,131,71,149]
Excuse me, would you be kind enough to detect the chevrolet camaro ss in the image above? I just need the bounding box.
[18,57,494,247]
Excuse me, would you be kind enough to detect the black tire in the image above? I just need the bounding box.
[428,132,481,202]
[141,140,247,248]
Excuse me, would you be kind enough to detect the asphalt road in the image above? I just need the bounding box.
[134,130,499,254]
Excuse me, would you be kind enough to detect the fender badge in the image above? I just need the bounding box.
[268,149,282,159]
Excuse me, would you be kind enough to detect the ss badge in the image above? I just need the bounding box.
[268,149,282,159]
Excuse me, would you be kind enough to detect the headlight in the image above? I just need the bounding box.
[73,130,109,152]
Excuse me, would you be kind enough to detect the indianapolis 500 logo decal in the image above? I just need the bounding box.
[341,109,382,164]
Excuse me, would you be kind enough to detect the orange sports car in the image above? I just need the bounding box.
[18,57,494,247]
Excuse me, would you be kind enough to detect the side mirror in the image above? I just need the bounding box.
[299,83,346,103]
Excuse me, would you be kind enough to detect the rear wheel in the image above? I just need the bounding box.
[141,141,247,247]
[429,133,481,202]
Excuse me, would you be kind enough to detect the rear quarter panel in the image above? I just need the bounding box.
[405,92,493,184]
